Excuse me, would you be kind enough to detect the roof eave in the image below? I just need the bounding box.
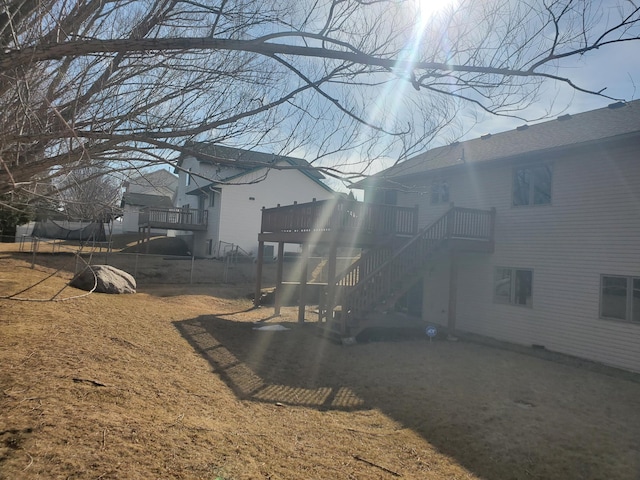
[360,130,640,188]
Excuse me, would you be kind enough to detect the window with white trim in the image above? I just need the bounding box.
[512,164,552,206]
[186,168,192,186]
[495,267,533,306]
[600,275,640,322]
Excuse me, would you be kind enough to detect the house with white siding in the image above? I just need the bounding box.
[352,99,640,372]
[172,144,334,257]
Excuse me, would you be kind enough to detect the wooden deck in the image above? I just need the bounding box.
[255,201,496,336]
[138,207,208,231]
[258,199,418,246]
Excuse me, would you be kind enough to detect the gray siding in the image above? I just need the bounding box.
[401,142,640,372]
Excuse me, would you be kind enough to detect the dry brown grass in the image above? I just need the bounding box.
[1,246,640,479]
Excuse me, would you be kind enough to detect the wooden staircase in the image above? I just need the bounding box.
[320,206,495,337]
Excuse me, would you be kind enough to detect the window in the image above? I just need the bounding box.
[600,275,640,322]
[209,192,215,207]
[495,267,533,306]
[381,189,397,205]
[431,179,450,205]
[513,164,551,206]
[186,168,192,186]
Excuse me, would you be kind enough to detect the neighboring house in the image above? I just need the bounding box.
[121,169,178,233]
[173,144,334,257]
[351,99,640,373]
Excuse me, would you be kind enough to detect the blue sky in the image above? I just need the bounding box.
[462,39,639,141]
[332,37,640,196]
[148,1,640,193]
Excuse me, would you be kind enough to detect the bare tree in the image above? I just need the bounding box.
[0,0,638,199]
[56,166,121,221]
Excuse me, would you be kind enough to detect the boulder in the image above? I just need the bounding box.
[70,265,136,294]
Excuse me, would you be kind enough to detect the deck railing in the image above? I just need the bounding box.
[447,206,495,240]
[139,207,208,229]
[261,199,418,237]
[334,206,494,290]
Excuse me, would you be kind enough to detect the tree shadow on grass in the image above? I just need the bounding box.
[174,314,640,480]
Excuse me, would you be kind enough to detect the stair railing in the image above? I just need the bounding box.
[318,241,395,322]
[341,206,495,326]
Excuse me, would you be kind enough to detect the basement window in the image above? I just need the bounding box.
[512,164,551,206]
[600,275,640,323]
[495,267,533,307]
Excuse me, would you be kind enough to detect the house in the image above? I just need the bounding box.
[355,99,640,373]
[172,144,334,257]
[256,99,640,374]
[121,169,178,233]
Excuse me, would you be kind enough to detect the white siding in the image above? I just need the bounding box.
[174,157,224,208]
[217,167,333,255]
[422,252,451,327]
[174,158,240,256]
[401,143,640,372]
[191,190,222,257]
[122,204,140,233]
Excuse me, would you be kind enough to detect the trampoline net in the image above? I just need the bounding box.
[32,220,106,241]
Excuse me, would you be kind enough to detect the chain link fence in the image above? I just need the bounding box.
[5,235,259,286]
[4,236,360,290]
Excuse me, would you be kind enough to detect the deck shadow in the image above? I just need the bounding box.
[174,314,640,480]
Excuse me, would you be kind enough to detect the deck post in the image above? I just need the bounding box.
[145,226,151,254]
[298,243,309,324]
[254,240,265,307]
[274,242,285,315]
[325,241,338,323]
[447,252,458,334]
[446,205,455,239]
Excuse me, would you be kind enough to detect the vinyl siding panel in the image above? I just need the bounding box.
[403,142,640,372]
[191,191,222,257]
[422,253,451,327]
[217,167,333,255]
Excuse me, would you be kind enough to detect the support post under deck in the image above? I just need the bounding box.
[447,252,458,334]
[274,242,284,315]
[145,226,151,254]
[325,242,338,323]
[254,241,264,307]
[298,243,309,324]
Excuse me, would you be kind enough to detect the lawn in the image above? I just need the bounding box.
[1,248,640,479]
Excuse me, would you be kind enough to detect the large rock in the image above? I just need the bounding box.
[70,265,136,294]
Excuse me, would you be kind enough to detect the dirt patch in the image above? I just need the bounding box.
[1,251,640,479]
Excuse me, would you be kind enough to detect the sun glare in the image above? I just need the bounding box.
[413,0,457,20]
